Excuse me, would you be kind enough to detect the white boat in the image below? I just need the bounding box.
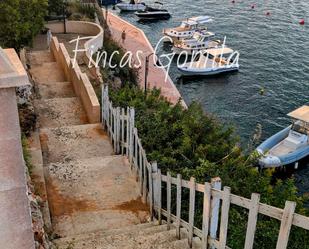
[257,105,309,168]
[163,16,213,43]
[177,47,239,76]
[172,30,220,55]
[116,0,146,11]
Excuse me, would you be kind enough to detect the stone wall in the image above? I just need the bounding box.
[46,20,104,72]
[50,36,101,123]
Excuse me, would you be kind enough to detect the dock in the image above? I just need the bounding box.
[105,12,185,106]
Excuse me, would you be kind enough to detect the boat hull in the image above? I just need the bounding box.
[135,12,171,20]
[177,65,239,76]
[256,126,309,168]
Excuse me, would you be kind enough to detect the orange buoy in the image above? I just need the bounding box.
[251,4,255,9]
[299,19,305,25]
[266,11,270,16]
[231,0,235,3]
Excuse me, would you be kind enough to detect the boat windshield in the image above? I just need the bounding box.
[193,33,201,40]
[180,22,191,28]
[292,121,309,135]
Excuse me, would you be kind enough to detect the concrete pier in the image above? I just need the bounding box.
[106,12,185,106]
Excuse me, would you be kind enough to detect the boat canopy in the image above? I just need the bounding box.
[288,105,309,123]
[185,16,213,25]
[206,47,234,57]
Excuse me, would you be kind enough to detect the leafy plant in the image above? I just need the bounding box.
[0,0,48,50]
[22,134,33,174]
[109,84,309,248]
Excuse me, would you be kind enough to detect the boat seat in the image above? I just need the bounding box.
[215,57,227,65]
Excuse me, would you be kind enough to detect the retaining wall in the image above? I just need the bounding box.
[50,36,100,123]
[46,20,104,79]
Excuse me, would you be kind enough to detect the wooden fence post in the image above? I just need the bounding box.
[157,169,162,225]
[101,85,104,126]
[142,150,147,203]
[219,186,231,249]
[210,177,221,243]
[202,182,212,249]
[188,177,196,248]
[129,108,135,165]
[116,107,121,154]
[148,163,154,220]
[275,201,296,249]
[152,162,159,211]
[134,128,138,172]
[166,172,172,230]
[126,107,129,157]
[244,193,260,249]
[121,108,125,155]
[176,174,182,239]
[138,141,143,195]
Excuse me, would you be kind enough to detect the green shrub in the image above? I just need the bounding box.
[0,0,48,49]
[66,1,95,21]
[110,84,309,248]
[99,38,139,86]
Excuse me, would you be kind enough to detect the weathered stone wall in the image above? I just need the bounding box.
[50,36,100,123]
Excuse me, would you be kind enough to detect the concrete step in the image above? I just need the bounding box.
[157,239,191,249]
[53,222,156,245]
[36,81,76,99]
[39,123,114,164]
[45,154,149,238]
[34,97,87,128]
[28,50,55,65]
[30,62,66,83]
[54,225,183,249]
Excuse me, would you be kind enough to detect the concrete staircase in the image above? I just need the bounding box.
[28,50,151,245]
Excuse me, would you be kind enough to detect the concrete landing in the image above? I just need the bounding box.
[34,97,88,128]
[30,62,66,83]
[36,81,75,99]
[40,124,113,163]
[27,50,55,65]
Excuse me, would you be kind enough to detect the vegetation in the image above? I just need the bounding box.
[22,134,33,174]
[67,1,96,21]
[109,84,309,248]
[99,37,139,86]
[0,0,48,50]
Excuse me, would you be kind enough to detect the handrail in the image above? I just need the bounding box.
[101,85,309,249]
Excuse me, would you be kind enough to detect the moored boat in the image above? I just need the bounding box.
[116,0,146,11]
[172,29,220,55]
[177,47,239,76]
[163,16,213,43]
[135,2,171,20]
[256,105,309,168]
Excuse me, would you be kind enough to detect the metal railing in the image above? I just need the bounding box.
[102,85,309,249]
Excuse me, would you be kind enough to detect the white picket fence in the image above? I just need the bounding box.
[101,85,309,249]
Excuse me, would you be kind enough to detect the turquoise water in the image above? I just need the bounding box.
[111,0,309,187]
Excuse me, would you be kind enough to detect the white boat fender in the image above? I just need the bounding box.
[295,162,299,169]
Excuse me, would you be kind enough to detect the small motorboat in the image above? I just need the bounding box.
[116,0,146,11]
[177,47,240,76]
[172,30,221,55]
[135,2,171,20]
[256,105,309,168]
[163,16,213,43]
